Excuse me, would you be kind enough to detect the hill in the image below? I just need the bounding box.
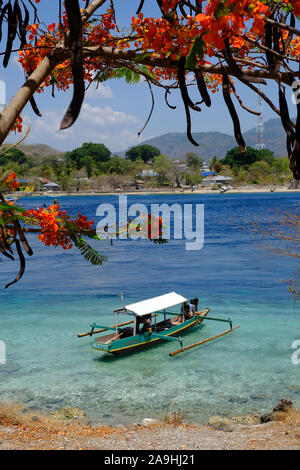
[0,143,65,163]
[130,117,288,160]
[18,143,64,160]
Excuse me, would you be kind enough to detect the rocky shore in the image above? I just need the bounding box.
[0,400,299,450]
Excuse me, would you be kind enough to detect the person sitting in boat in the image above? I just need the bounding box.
[189,298,199,315]
[136,314,152,334]
[142,314,152,334]
[180,301,193,321]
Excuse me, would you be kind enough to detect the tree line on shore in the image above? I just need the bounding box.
[0,141,293,192]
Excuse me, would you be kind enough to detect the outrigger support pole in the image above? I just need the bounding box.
[196,314,233,330]
[169,325,240,357]
[151,332,183,347]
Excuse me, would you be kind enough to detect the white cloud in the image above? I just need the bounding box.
[85,83,114,100]
[7,102,144,152]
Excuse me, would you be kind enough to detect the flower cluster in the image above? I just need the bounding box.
[17,0,300,100]
[24,203,94,250]
[18,8,118,95]
[2,171,19,191]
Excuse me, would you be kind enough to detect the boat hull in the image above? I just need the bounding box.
[92,309,209,356]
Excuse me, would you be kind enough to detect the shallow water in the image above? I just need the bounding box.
[0,193,299,425]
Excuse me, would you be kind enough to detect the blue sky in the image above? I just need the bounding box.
[0,0,296,155]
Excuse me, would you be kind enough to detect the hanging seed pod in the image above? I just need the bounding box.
[19,0,29,48]
[29,95,42,117]
[5,239,25,288]
[26,68,42,116]
[278,86,295,156]
[264,21,274,68]
[195,69,211,107]
[136,0,144,14]
[0,3,10,43]
[0,228,15,260]
[15,220,33,256]
[178,57,201,112]
[289,97,300,179]
[164,88,176,110]
[222,69,246,152]
[60,0,85,130]
[179,2,187,17]
[177,56,200,146]
[223,38,266,84]
[3,1,17,68]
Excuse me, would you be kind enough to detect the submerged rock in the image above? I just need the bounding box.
[228,396,248,405]
[50,406,87,421]
[250,394,267,401]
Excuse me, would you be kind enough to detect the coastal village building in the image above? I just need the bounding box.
[42,182,60,192]
[202,175,233,187]
[138,169,159,178]
[16,180,35,192]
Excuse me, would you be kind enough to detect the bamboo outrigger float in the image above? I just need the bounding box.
[77,292,240,356]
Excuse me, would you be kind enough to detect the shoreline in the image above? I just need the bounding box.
[11,185,300,198]
[0,401,299,450]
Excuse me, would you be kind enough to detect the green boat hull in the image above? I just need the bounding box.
[92,309,209,355]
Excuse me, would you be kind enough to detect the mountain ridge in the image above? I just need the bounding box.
[4,117,288,161]
[121,117,289,160]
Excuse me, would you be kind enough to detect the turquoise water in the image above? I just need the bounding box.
[0,193,299,425]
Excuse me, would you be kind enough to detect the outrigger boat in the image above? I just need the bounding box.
[78,292,240,356]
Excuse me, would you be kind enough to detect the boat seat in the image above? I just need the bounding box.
[170,315,182,325]
[95,332,123,345]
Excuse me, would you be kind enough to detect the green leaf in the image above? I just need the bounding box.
[185,37,205,70]
[71,235,107,266]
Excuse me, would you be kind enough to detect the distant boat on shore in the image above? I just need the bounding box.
[219,185,232,193]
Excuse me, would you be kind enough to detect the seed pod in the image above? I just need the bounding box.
[179,3,187,17]
[3,1,17,68]
[5,239,25,288]
[278,86,295,156]
[195,69,211,107]
[19,0,30,48]
[177,56,200,146]
[29,95,42,117]
[164,88,176,110]
[136,0,144,14]
[222,69,246,152]
[15,220,33,256]
[289,97,300,179]
[264,22,274,68]
[60,0,85,130]
[177,57,201,112]
[0,3,10,43]
[223,37,266,84]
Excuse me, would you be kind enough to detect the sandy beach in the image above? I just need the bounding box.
[12,184,300,198]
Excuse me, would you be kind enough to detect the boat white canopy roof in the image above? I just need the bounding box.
[123,292,187,317]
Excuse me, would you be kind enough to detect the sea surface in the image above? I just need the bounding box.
[0,192,299,425]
